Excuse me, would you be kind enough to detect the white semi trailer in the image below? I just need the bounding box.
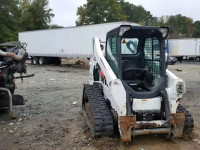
[18,22,139,65]
[168,38,200,61]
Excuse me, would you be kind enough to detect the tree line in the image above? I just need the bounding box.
[1,0,200,43]
[0,0,60,43]
[76,0,200,39]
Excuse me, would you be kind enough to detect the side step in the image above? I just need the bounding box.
[82,84,114,137]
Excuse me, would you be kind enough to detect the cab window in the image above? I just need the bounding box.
[106,37,118,76]
[121,38,138,55]
[144,37,161,77]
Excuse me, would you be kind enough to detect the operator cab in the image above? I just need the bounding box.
[105,25,169,93]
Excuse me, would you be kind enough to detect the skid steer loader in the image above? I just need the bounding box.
[82,25,194,143]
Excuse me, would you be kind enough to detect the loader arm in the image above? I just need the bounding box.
[91,37,117,83]
[90,38,128,116]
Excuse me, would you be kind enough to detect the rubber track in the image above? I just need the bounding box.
[82,84,114,137]
[176,104,194,132]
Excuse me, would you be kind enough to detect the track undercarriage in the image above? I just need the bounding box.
[82,84,194,142]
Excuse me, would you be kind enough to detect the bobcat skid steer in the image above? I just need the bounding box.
[82,25,194,143]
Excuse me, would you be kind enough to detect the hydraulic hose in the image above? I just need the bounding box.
[0,49,25,61]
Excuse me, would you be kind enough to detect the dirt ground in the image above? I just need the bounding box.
[0,60,200,150]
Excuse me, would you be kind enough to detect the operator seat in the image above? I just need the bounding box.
[122,68,154,90]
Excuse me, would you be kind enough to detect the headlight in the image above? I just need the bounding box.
[176,81,185,94]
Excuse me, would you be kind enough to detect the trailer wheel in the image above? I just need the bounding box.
[39,57,46,65]
[32,57,38,65]
[53,58,61,66]
[195,57,200,62]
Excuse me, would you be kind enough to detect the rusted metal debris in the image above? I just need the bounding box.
[169,113,185,138]
[135,122,159,129]
[135,128,170,136]
[118,115,136,143]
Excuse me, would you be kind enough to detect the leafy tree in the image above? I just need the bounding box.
[20,0,54,31]
[19,0,34,31]
[0,0,55,43]
[156,16,169,26]
[76,4,88,26]
[49,24,64,29]
[76,0,200,39]
[119,0,157,26]
[76,0,158,26]
[193,21,200,37]
[0,0,20,42]
[76,0,126,25]
[160,14,195,38]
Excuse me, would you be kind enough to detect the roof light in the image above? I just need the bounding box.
[119,25,131,36]
[159,27,169,39]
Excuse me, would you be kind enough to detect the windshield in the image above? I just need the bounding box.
[121,38,138,54]
[121,36,162,92]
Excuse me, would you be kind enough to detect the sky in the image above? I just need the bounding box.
[49,0,199,27]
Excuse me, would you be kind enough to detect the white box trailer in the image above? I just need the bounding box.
[168,38,200,61]
[18,22,139,65]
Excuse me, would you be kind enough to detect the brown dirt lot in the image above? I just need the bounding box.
[0,60,200,150]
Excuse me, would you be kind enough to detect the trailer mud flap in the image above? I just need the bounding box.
[169,113,185,138]
[118,115,136,143]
